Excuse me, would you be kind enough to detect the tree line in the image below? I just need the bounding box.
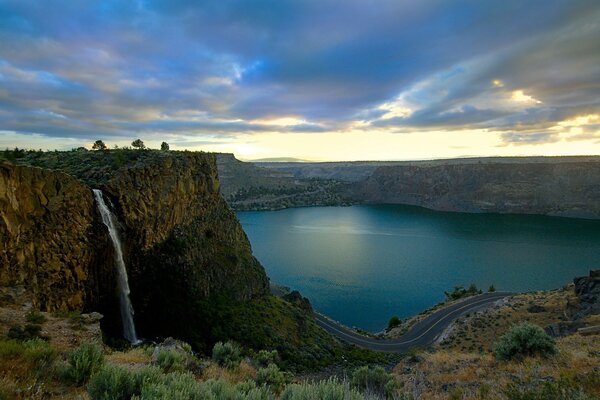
[91,139,169,151]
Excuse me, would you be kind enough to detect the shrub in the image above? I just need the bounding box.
[212,341,242,369]
[280,378,362,400]
[138,371,204,400]
[387,316,401,330]
[488,285,496,293]
[256,363,290,393]
[445,284,482,301]
[62,341,105,385]
[24,338,57,375]
[234,380,273,399]
[493,323,557,361]
[351,366,398,398]
[254,349,279,368]
[26,310,46,325]
[7,323,43,340]
[155,348,187,373]
[87,364,136,400]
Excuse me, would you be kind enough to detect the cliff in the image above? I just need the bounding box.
[354,160,600,218]
[0,151,269,347]
[0,162,111,311]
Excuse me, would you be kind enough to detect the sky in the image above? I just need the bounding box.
[0,0,599,161]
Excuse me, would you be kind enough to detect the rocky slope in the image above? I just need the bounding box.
[354,160,600,218]
[216,154,350,210]
[0,151,269,348]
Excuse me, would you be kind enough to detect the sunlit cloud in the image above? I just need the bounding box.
[511,90,542,104]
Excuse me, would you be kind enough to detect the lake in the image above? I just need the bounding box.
[237,205,600,332]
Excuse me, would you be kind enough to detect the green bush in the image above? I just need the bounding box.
[26,310,46,325]
[62,341,105,385]
[351,366,398,398]
[444,284,482,301]
[155,348,187,373]
[256,363,290,393]
[387,316,401,330]
[493,323,557,361]
[254,349,279,368]
[280,378,362,400]
[24,338,57,375]
[87,364,136,400]
[212,341,242,369]
[138,372,204,400]
[233,380,274,399]
[7,323,43,340]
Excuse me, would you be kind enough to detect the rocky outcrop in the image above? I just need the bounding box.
[0,162,111,311]
[574,270,600,319]
[0,151,269,347]
[355,161,600,218]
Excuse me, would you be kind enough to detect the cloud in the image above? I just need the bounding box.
[0,0,598,151]
[499,132,559,145]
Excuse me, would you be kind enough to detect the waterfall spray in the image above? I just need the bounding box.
[93,189,140,344]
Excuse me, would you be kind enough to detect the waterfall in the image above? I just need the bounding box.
[93,189,140,344]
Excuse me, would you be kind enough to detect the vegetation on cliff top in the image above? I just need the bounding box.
[0,147,204,187]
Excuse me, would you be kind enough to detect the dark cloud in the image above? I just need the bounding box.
[0,0,598,144]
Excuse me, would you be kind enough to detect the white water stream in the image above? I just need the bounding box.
[93,189,139,344]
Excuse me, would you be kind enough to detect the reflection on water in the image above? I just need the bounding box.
[238,205,600,332]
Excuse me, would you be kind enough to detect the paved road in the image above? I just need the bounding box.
[315,292,513,352]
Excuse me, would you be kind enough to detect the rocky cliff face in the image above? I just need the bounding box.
[355,161,600,218]
[0,162,112,312]
[0,151,269,346]
[99,152,269,344]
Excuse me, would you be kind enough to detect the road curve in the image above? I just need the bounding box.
[315,292,513,352]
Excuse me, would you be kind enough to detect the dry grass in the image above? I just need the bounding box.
[201,359,257,383]
[0,286,102,352]
[393,333,600,399]
[438,286,578,352]
[105,347,151,366]
[0,341,89,400]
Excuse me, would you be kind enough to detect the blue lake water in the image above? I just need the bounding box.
[237,205,600,332]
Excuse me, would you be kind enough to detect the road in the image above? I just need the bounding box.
[314,292,513,352]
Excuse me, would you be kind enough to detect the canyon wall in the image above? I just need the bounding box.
[354,161,600,218]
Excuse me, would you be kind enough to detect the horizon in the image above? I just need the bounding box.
[1,1,599,161]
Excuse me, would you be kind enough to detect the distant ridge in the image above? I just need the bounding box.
[246,157,314,163]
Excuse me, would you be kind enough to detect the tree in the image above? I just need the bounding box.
[92,140,107,150]
[131,139,146,150]
[160,141,170,151]
[488,285,496,292]
[387,315,401,330]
